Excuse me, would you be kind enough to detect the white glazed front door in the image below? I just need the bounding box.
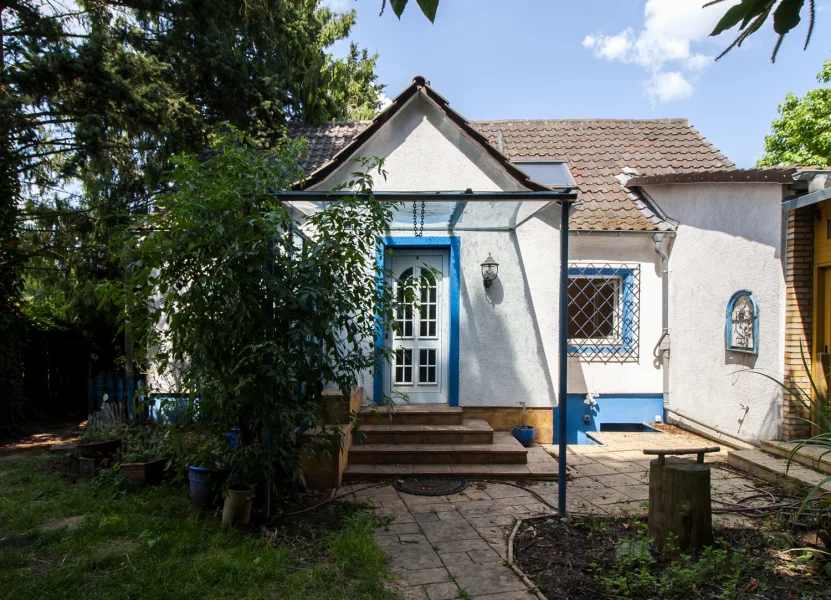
[384,250,449,404]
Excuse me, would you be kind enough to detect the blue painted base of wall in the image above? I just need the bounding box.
[554,394,664,445]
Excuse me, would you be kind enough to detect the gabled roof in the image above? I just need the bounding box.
[288,78,738,231]
[290,76,550,193]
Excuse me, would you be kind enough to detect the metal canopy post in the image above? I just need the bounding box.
[558,199,572,520]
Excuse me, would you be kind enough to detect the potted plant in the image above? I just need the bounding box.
[120,427,167,485]
[511,404,535,448]
[185,432,231,508]
[76,405,126,458]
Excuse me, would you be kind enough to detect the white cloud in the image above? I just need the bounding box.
[646,71,694,103]
[583,0,739,104]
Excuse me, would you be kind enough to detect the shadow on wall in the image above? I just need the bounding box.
[459,233,551,407]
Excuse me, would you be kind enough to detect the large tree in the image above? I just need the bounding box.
[758,59,831,167]
[1,0,383,429]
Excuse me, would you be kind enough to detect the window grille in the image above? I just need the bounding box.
[567,264,640,363]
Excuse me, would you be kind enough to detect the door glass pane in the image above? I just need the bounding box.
[395,267,414,338]
[394,349,413,384]
[419,272,438,338]
[418,349,437,384]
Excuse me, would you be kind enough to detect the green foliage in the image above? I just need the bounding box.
[706,0,816,62]
[119,426,168,463]
[380,0,439,22]
[77,414,127,444]
[758,59,831,167]
[3,0,385,394]
[0,454,392,600]
[743,344,831,519]
[107,127,415,490]
[599,524,751,599]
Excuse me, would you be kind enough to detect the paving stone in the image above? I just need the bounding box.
[438,551,473,566]
[614,485,650,501]
[395,566,452,586]
[482,484,531,499]
[400,585,429,599]
[467,548,502,564]
[592,473,643,488]
[566,476,608,490]
[385,541,443,570]
[587,490,631,505]
[465,514,515,528]
[437,510,466,521]
[423,582,460,600]
[374,508,416,524]
[471,592,537,599]
[474,526,508,539]
[413,512,441,523]
[433,538,490,553]
[375,522,421,536]
[400,534,430,544]
[420,520,480,542]
[575,463,619,478]
[454,499,502,516]
[446,563,528,596]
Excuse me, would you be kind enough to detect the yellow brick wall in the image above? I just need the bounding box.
[461,407,553,443]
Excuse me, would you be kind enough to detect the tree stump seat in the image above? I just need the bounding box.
[644,446,720,550]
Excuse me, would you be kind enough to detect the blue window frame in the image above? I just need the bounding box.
[567,264,640,362]
[726,290,758,355]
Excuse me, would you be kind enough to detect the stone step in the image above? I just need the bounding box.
[728,449,831,493]
[342,462,557,482]
[358,404,464,426]
[348,433,527,465]
[356,419,494,445]
[760,440,831,475]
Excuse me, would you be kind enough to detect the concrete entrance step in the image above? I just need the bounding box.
[728,449,831,493]
[349,432,527,465]
[358,404,463,426]
[342,462,557,481]
[357,419,493,445]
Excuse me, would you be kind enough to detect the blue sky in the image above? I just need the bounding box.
[326,0,831,168]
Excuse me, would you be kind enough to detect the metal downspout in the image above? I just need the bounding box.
[653,233,670,410]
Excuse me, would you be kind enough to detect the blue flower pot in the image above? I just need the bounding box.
[511,425,536,448]
[188,466,229,508]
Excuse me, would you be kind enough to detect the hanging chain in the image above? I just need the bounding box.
[413,200,425,237]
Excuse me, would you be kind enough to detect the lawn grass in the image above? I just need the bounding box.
[0,454,392,599]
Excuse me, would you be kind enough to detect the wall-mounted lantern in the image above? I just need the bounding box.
[481,253,499,290]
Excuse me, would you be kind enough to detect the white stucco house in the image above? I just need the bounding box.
[281,75,803,449]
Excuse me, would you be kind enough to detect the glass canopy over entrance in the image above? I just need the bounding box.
[277,190,577,231]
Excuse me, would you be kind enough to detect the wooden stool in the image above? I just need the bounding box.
[643,446,720,550]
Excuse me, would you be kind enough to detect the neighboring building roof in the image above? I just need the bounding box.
[287,77,739,231]
[627,167,797,187]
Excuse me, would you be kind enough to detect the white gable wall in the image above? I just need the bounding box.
[310,93,525,193]
[648,183,786,443]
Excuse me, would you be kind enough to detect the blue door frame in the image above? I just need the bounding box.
[374,236,461,406]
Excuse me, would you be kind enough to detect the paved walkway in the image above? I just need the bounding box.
[337,428,766,599]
